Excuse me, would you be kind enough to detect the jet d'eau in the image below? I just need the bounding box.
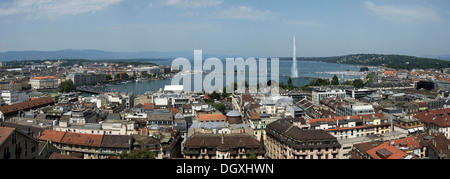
[291,37,298,78]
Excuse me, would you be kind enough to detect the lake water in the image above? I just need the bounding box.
[98,59,375,95]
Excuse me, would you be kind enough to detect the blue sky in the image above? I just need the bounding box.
[0,0,450,57]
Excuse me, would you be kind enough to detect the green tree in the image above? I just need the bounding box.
[215,103,226,112]
[247,153,257,159]
[117,148,156,159]
[222,87,229,98]
[114,73,121,80]
[59,79,76,93]
[106,74,112,81]
[360,67,369,72]
[121,73,130,80]
[210,91,220,100]
[332,75,339,85]
[352,79,365,89]
[286,77,295,90]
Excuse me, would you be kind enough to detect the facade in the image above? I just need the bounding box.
[29,76,60,89]
[183,133,265,159]
[335,103,375,116]
[59,132,103,159]
[0,127,39,159]
[312,88,346,105]
[99,135,133,159]
[265,119,341,159]
[1,90,30,105]
[147,109,173,127]
[308,113,392,140]
[187,122,253,138]
[67,73,107,87]
[39,129,135,159]
[0,97,55,121]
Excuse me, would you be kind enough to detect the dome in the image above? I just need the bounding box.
[226,110,242,117]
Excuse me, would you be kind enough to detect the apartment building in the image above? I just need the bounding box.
[29,76,60,89]
[265,119,341,159]
[0,126,39,159]
[308,113,391,140]
[183,133,265,159]
[414,108,450,139]
[311,88,346,105]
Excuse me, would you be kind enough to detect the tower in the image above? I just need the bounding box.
[291,37,298,78]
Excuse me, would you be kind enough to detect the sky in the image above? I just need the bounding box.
[0,0,450,58]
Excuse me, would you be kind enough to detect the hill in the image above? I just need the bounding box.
[279,54,450,69]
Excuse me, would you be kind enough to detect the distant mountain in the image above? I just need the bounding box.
[0,49,233,61]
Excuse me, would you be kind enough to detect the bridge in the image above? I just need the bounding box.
[76,87,102,94]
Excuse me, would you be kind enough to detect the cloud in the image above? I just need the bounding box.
[0,0,122,19]
[214,6,277,20]
[364,1,440,24]
[155,0,223,8]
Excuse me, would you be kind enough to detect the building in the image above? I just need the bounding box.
[311,88,346,105]
[0,126,39,159]
[394,116,424,135]
[1,90,30,105]
[197,113,226,123]
[66,73,107,87]
[345,88,378,99]
[57,132,103,159]
[0,97,55,121]
[265,119,341,159]
[99,135,133,159]
[133,129,182,159]
[335,103,375,116]
[29,76,60,89]
[183,133,265,159]
[187,122,253,138]
[39,129,135,159]
[414,108,450,139]
[422,133,450,159]
[225,110,242,124]
[147,109,173,127]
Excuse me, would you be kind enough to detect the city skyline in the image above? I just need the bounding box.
[1,0,450,58]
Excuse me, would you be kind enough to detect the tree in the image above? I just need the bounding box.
[332,75,339,85]
[59,79,76,93]
[215,103,226,112]
[121,73,129,80]
[117,148,156,159]
[106,74,112,81]
[352,79,365,89]
[222,87,229,98]
[287,77,295,90]
[210,91,220,100]
[360,67,369,72]
[247,153,257,159]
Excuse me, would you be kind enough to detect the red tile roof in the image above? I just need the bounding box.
[0,97,55,114]
[60,132,103,147]
[0,127,15,145]
[391,136,421,150]
[414,108,450,127]
[39,129,66,143]
[198,114,226,121]
[30,76,60,80]
[367,142,408,159]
